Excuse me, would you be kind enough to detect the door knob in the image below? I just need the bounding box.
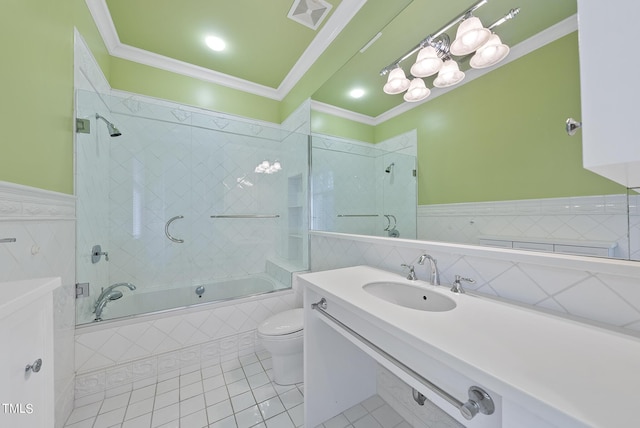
[25,358,42,374]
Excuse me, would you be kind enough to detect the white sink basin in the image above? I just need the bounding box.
[363,281,456,312]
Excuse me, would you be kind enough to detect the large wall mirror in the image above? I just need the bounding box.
[308,0,639,261]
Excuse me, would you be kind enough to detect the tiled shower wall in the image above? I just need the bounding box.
[310,231,640,335]
[418,194,634,259]
[0,182,76,428]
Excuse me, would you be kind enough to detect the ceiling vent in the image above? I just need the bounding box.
[287,0,333,30]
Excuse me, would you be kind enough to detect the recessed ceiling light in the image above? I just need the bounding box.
[349,88,365,99]
[205,36,226,52]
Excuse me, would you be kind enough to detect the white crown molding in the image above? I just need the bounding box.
[311,100,377,126]
[314,14,579,126]
[86,0,366,101]
[0,181,75,221]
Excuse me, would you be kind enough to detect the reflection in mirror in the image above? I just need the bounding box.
[630,188,640,261]
[309,0,639,261]
[311,132,416,238]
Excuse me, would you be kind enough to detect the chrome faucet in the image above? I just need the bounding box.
[418,253,440,285]
[93,282,136,321]
[451,275,475,294]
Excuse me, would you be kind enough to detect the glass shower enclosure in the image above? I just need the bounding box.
[75,89,309,324]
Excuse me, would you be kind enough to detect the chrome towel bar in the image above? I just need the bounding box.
[311,297,495,421]
[0,238,16,243]
[210,214,280,218]
[336,214,379,217]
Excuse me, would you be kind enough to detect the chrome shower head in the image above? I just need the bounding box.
[385,163,395,173]
[95,113,122,137]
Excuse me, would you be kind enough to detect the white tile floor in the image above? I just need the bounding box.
[64,351,412,428]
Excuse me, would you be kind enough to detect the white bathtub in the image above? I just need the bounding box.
[97,274,287,321]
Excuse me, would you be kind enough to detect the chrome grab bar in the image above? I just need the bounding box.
[165,215,184,243]
[337,214,379,217]
[210,214,280,218]
[311,297,495,421]
[0,238,16,243]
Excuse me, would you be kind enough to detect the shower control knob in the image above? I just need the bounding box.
[91,245,109,263]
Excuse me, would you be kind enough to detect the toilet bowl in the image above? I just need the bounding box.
[257,308,303,385]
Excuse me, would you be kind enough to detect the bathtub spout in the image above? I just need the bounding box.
[93,282,136,321]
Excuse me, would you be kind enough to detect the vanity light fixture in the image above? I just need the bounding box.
[380,1,520,101]
[404,78,431,102]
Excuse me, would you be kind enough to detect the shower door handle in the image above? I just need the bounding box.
[165,216,184,243]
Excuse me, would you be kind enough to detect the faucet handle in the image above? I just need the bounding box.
[454,275,475,284]
[401,264,417,280]
[452,275,475,293]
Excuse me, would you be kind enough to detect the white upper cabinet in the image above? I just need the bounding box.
[577,0,640,187]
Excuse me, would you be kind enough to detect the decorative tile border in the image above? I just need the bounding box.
[418,194,628,217]
[0,181,75,221]
[312,130,416,158]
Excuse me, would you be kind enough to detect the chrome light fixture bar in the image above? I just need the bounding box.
[380,1,520,103]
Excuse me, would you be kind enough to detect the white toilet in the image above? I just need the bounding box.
[257,308,304,385]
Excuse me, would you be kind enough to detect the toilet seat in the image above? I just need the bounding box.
[258,308,303,336]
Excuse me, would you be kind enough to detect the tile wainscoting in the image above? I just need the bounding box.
[0,181,76,428]
[310,231,640,335]
[417,195,634,259]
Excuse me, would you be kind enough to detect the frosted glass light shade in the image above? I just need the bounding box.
[410,46,442,77]
[433,60,465,88]
[470,34,510,69]
[403,78,431,102]
[383,68,411,94]
[450,17,490,56]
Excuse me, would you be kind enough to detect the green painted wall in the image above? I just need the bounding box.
[0,2,625,203]
[2,0,72,193]
[0,0,282,194]
[311,110,374,142]
[374,32,625,205]
[110,58,281,123]
[0,0,109,195]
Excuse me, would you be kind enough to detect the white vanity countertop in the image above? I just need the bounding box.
[299,265,640,427]
[0,277,61,319]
